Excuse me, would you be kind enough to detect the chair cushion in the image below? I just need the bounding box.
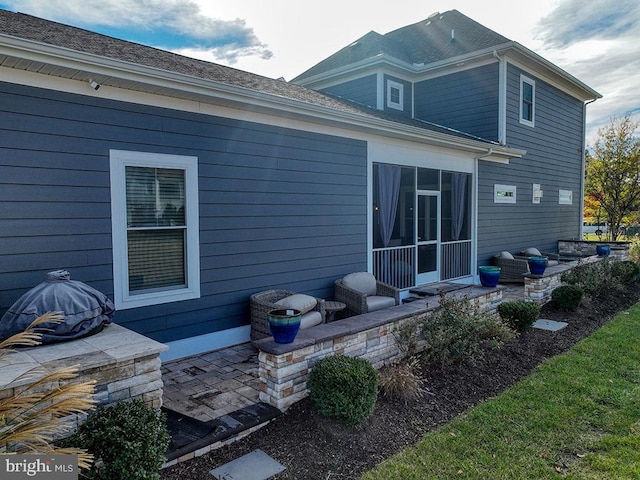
[498,251,514,260]
[300,311,323,329]
[547,260,559,267]
[274,294,317,315]
[342,272,377,296]
[366,295,396,312]
[522,247,542,256]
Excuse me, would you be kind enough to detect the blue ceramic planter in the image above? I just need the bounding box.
[478,266,501,287]
[596,245,611,257]
[268,308,301,343]
[528,256,547,275]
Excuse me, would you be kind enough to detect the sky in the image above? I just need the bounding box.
[1,0,638,144]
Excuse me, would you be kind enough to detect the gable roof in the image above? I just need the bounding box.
[291,10,600,102]
[0,9,524,159]
[294,10,510,81]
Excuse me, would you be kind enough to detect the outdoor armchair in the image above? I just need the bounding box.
[491,251,530,283]
[517,247,560,266]
[250,289,326,340]
[334,272,400,316]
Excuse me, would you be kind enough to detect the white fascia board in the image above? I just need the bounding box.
[0,34,524,161]
[498,43,601,101]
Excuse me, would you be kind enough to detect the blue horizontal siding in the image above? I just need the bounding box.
[0,81,368,343]
[476,64,585,262]
[320,74,377,108]
[414,63,499,141]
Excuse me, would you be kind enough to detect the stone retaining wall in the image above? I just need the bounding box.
[524,256,603,305]
[0,323,167,434]
[254,286,502,411]
[558,240,630,260]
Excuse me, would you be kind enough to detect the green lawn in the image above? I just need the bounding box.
[361,304,640,479]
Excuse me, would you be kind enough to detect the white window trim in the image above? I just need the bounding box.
[519,74,535,127]
[559,189,573,205]
[110,150,200,310]
[386,80,404,111]
[494,184,516,204]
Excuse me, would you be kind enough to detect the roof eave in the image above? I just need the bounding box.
[0,34,524,161]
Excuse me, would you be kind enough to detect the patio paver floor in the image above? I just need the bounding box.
[161,342,261,423]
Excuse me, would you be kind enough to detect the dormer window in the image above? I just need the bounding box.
[387,80,404,111]
[520,75,535,127]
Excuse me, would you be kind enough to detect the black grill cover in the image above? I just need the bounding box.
[0,270,114,344]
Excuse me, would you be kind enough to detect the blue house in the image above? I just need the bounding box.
[0,9,598,360]
[294,10,600,288]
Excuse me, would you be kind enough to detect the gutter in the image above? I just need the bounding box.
[580,97,599,239]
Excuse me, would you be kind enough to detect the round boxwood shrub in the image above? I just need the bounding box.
[67,399,169,480]
[307,355,378,425]
[497,300,540,332]
[552,285,584,312]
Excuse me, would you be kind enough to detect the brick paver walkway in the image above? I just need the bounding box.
[161,343,261,422]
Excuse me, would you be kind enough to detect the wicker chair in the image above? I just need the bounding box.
[334,272,400,317]
[491,253,530,284]
[516,247,560,266]
[250,289,326,341]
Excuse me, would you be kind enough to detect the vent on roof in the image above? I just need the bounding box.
[427,11,440,19]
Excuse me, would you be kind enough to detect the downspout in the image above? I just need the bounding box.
[580,98,598,239]
[472,148,494,282]
[493,50,507,145]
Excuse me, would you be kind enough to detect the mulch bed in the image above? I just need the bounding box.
[161,283,640,480]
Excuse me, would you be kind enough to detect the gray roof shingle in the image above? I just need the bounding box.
[0,8,503,145]
[293,10,510,81]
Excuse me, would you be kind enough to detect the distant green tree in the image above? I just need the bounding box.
[585,115,640,241]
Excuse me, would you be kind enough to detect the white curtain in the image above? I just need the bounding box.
[377,164,401,247]
[451,173,467,241]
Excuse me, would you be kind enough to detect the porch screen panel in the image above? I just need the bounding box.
[125,166,187,293]
[372,165,415,248]
[441,172,471,242]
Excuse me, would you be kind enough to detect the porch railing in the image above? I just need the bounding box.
[372,246,415,290]
[441,240,472,280]
[373,240,472,288]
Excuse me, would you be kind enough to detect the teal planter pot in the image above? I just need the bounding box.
[478,266,501,287]
[596,245,611,257]
[528,256,547,275]
[268,308,301,343]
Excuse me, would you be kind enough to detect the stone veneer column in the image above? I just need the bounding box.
[0,323,167,435]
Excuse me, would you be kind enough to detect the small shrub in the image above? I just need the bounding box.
[552,285,584,311]
[66,399,170,480]
[561,259,622,297]
[420,296,516,367]
[392,321,421,356]
[308,355,378,425]
[611,260,640,284]
[497,301,540,332]
[378,357,426,405]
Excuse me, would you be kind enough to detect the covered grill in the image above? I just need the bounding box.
[0,270,114,344]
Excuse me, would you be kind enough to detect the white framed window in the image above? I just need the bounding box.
[520,75,535,127]
[386,80,404,111]
[110,150,200,309]
[494,184,516,204]
[559,189,573,205]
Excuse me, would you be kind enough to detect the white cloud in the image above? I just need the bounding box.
[2,0,272,64]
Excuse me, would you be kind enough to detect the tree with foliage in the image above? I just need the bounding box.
[585,114,640,241]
